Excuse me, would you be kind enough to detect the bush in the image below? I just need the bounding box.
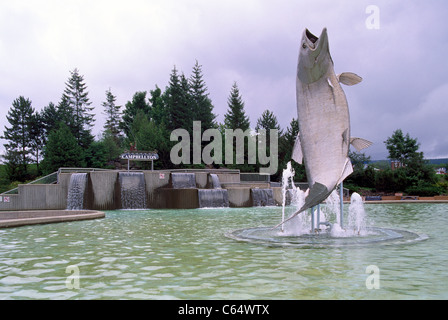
[405,183,445,197]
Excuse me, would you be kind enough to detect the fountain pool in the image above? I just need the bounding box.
[0,203,447,299]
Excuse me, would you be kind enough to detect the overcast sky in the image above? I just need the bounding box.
[1,0,447,160]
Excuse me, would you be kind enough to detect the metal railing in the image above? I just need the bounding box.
[1,168,112,195]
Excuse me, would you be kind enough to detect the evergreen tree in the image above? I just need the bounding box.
[224,82,250,131]
[1,96,35,181]
[102,88,122,142]
[40,102,61,143]
[120,91,150,139]
[255,109,282,145]
[223,82,252,171]
[164,66,194,134]
[62,68,95,149]
[41,124,85,174]
[29,111,45,174]
[278,118,306,182]
[149,85,168,126]
[189,60,216,131]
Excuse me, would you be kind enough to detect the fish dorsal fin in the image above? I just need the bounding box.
[337,72,362,86]
[350,137,373,152]
[291,132,303,164]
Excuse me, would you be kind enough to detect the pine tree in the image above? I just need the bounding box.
[120,91,150,139]
[224,82,250,131]
[1,96,35,180]
[255,109,282,145]
[149,85,168,126]
[189,60,216,131]
[41,123,85,174]
[62,68,95,149]
[40,102,61,143]
[102,88,122,142]
[164,66,194,134]
[29,111,45,174]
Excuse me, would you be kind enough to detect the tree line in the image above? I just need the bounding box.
[2,62,446,196]
[1,62,298,183]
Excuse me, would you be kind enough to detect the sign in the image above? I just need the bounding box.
[159,173,165,179]
[120,151,159,161]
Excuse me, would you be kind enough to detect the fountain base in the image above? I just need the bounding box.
[226,226,428,248]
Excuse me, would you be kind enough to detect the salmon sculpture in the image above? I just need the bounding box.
[278,28,372,227]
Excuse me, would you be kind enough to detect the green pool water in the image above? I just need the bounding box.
[0,203,447,299]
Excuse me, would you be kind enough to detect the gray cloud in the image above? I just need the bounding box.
[1,0,447,161]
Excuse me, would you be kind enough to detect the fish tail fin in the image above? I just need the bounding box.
[274,182,328,229]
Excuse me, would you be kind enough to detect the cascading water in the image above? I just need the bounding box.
[251,189,275,206]
[119,172,146,209]
[198,174,229,208]
[210,174,221,189]
[171,173,196,189]
[67,173,88,210]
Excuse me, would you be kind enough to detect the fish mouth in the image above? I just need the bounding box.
[305,29,319,45]
[304,28,328,51]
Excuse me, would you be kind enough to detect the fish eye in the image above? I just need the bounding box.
[302,43,307,49]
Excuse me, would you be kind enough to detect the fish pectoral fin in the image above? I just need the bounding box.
[337,158,354,185]
[337,72,362,86]
[350,137,373,152]
[291,132,303,164]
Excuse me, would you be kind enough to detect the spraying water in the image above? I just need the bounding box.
[348,192,367,235]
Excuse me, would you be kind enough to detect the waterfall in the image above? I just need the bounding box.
[198,189,229,208]
[171,173,196,189]
[251,188,275,206]
[119,172,146,209]
[210,174,221,189]
[198,174,229,208]
[67,173,88,210]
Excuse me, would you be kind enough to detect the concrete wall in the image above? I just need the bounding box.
[227,187,252,207]
[144,171,170,208]
[0,173,71,211]
[0,169,281,211]
[158,188,199,209]
[90,171,118,210]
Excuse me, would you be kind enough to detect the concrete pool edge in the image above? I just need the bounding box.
[0,210,105,228]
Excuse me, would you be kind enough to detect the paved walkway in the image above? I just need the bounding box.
[0,210,105,228]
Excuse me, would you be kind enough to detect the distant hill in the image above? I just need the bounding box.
[426,158,448,165]
[368,158,448,167]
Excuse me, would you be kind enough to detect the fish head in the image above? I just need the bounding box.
[297,28,332,84]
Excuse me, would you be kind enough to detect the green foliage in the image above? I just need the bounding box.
[102,88,122,142]
[277,118,306,182]
[62,68,95,149]
[190,60,216,131]
[41,124,85,174]
[120,91,151,138]
[224,82,250,131]
[1,96,36,181]
[385,129,422,165]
